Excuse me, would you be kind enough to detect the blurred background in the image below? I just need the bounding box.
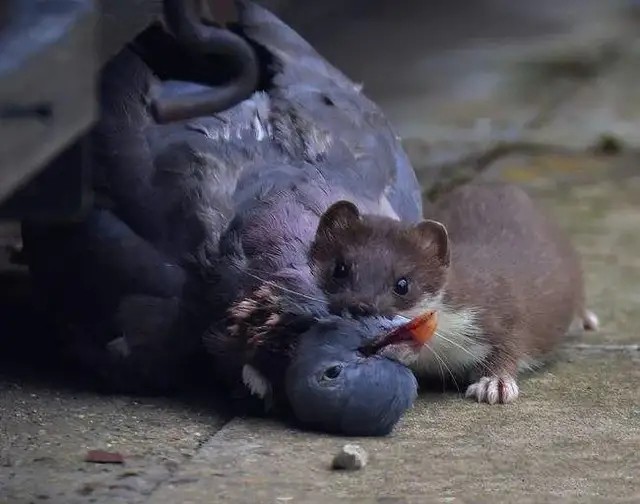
[1,1,639,502]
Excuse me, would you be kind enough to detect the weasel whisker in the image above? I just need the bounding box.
[426,344,460,393]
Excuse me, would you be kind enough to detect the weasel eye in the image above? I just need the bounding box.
[322,365,343,380]
[333,260,350,279]
[394,277,409,295]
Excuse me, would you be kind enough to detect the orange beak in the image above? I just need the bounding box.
[365,311,439,356]
[397,310,438,345]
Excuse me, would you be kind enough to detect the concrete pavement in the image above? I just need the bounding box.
[2,1,639,502]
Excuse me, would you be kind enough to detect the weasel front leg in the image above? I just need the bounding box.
[465,374,519,404]
[464,339,520,405]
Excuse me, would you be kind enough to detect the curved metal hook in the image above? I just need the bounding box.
[151,0,259,124]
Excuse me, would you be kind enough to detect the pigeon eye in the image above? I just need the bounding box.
[394,277,409,295]
[333,260,350,279]
[322,365,343,380]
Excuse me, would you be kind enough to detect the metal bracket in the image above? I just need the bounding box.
[150,0,260,123]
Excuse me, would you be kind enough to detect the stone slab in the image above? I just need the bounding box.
[149,355,640,503]
[0,375,229,504]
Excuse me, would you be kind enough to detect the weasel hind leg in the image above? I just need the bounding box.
[581,309,600,331]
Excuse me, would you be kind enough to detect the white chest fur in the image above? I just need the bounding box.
[404,301,491,377]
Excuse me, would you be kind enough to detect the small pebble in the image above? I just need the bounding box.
[331,444,368,471]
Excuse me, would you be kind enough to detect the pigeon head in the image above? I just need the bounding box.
[284,315,418,436]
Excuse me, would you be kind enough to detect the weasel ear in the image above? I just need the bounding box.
[316,200,361,239]
[412,219,451,267]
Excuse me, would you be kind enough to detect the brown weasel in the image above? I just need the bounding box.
[309,183,598,404]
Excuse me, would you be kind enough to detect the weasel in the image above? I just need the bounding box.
[309,183,598,404]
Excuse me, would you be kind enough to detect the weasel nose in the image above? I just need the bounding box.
[348,303,376,317]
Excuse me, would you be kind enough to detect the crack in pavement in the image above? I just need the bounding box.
[563,343,640,353]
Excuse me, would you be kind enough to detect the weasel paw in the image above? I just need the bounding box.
[465,376,519,404]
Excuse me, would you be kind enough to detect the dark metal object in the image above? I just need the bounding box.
[0,0,97,206]
[151,0,260,123]
[0,0,260,219]
[97,0,163,65]
[0,0,165,218]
